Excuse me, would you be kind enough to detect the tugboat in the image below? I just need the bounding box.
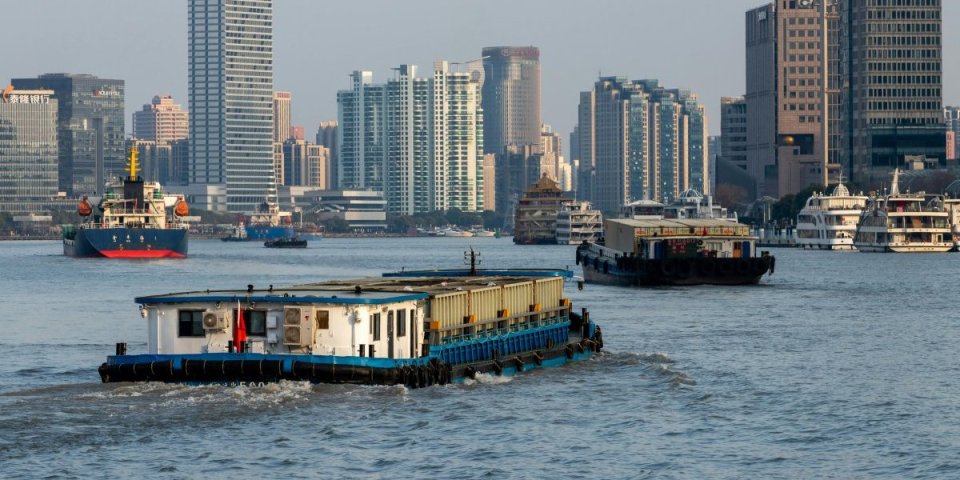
[576,201,774,286]
[221,201,295,241]
[264,237,307,248]
[62,148,189,258]
[99,251,602,387]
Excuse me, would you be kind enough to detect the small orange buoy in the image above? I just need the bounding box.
[174,197,189,217]
[77,196,93,217]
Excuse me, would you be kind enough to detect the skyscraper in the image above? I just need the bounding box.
[12,73,124,196]
[337,71,385,191]
[433,61,484,212]
[273,91,291,142]
[133,95,189,143]
[578,77,708,212]
[840,0,944,184]
[384,65,432,215]
[481,46,541,155]
[745,2,839,198]
[188,0,275,212]
[0,88,58,213]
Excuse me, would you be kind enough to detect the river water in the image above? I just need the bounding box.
[0,238,958,478]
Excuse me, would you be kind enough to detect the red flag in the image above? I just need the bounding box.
[235,300,248,352]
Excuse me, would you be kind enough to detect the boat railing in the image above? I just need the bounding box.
[429,305,571,346]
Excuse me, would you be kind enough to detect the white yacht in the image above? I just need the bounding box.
[555,201,602,244]
[853,169,952,253]
[795,182,868,250]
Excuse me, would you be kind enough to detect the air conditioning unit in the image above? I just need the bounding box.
[202,311,228,331]
[283,306,315,346]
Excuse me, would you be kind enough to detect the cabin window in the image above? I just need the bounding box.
[241,309,267,336]
[373,313,381,341]
[178,310,205,337]
[316,310,329,330]
[397,309,407,337]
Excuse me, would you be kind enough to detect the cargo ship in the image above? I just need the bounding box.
[222,202,295,241]
[99,253,602,387]
[62,148,189,259]
[576,201,774,286]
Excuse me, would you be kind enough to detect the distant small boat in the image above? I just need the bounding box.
[264,237,307,249]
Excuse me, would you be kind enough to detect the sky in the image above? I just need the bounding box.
[3,0,959,151]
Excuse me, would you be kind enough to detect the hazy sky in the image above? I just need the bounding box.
[4,0,958,148]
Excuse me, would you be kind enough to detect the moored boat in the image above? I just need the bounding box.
[99,257,602,387]
[853,169,951,253]
[62,148,188,259]
[795,179,868,250]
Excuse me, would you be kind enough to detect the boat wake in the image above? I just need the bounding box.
[463,372,514,385]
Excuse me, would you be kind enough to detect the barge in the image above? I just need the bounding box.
[100,267,602,387]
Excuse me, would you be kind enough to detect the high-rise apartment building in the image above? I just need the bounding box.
[273,91,291,142]
[12,74,124,197]
[577,77,708,213]
[574,90,595,202]
[315,121,338,188]
[337,64,485,214]
[481,46,541,155]
[337,71,385,191]
[188,0,275,212]
[0,88,59,213]
[384,65,432,215]
[433,61,484,212]
[133,95,189,143]
[840,0,944,184]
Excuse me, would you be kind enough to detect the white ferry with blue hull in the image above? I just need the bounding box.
[99,269,602,387]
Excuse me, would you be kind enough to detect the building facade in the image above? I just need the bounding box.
[945,106,960,161]
[840,0,944,185]
[188,0,275,212]
[432,61,484,212]
[12,74,124,197]
[481,46,541,155]
[0,88,59,213]
[132,95,189,143]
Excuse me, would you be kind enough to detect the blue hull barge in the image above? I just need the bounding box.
[100,270,602,387]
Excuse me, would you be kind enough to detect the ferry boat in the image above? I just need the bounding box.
[853,169,951,253]
[99,257,602,387]
[796,180,868,250]
[663,189,738,222]
[222,202,295,241]
[945,197,960,251]
[576,201,774,286]
[556,201,602,245]
[62,148,189,258]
